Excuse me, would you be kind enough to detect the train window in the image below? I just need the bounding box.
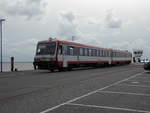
[97,50,99,56]
[67,46,69,55]
[87,48,89,56]
[91,49,94,56]
[116,52,118,57]
[109,51,111,57]
[63,45,67,55]
[100,50,103,57]
[85,48,88,56]
[100,50,102,57]
[95,49,97,56]
[94,49,97,56]
[82,48,85,56]
[100,50,102,56]
[105,51,107,57]
[80,48,83,56]
[91,49,93,56]
[112,52,115,57]
[58,45,62,55]
[70,47,74,55]
[103,50,105,57]
[122,53,124,57]
[107,51,109,57]
[97,50,100,56]
[104,50,106,57]
[121,53,122,57]
[93,49,95,56]
[89,49,91,56]
[67,46,74,55]
[108,51,110,57]
[73,47,78,55]
[106,51,108,57]
[115,52,117,57]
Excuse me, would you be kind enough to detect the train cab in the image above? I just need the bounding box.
[33,38,59,71]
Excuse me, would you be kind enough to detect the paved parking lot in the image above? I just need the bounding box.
[43,71,150,113]
[0,64,148,113]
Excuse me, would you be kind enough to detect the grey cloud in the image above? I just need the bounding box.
[109,38,148,55]
[0,0,47,20]
[105,9,122,29]
[60,12,76,23]
[4,38,38,61]
[57,11,82,41]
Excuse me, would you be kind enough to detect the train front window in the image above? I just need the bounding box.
[36,42,56,55]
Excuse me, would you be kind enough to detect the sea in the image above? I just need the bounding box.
[1,62,34,72]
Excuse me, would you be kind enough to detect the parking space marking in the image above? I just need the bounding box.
[91,68,135,76]
[131,81,139,84]
[40,72,145,113]
[67,103,150,113]
[117,84,150,88]
[136,76,150,79]
[127,80,150,83]
[97,90,150,97]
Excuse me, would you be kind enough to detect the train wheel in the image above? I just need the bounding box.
[50,69,54,72]
[58,68,64,72]
[67,67,72,71]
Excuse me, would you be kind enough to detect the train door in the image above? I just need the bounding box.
[76,47,80,65]
[67,46,79,67]
[110,50,113,65]
[57,44,64,66]
[62,44,68,67]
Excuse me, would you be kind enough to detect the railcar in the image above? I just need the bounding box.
[33,38,132,71]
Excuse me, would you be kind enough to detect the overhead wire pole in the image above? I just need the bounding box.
[72,36,75,41]
[0,19,5,72]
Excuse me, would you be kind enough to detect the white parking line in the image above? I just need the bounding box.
[91,68,133,76]
[97,90,150,97]
[40,72,145,113]
[117,84,150,88]
[67,103,150,113]
[136,76,150,79]
[127,80,150,83]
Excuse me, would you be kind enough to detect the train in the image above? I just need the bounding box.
[33,38,132,71]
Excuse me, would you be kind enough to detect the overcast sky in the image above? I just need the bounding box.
[0,0,150,61]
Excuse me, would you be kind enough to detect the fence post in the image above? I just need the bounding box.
[11,57,14,71]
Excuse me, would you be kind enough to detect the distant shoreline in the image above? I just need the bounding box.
[3,62,33,63]
[2,62,33,72]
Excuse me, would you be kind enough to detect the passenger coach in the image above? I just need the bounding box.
[33,38,132,71]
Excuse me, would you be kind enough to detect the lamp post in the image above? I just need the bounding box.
[0,19,5,72]
[72,36,75,41]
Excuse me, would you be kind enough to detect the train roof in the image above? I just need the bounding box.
[38,39,131,53]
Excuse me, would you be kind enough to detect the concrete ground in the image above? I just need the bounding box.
[0,64,148,113]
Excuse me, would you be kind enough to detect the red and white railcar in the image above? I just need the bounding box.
[33,38,132,71]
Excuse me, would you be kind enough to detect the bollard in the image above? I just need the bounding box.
[11,57,14,72]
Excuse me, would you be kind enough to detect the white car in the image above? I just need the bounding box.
[141,59,150,63]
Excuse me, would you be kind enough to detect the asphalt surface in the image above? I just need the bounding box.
[0,64,148,113]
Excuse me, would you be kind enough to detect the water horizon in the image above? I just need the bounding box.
[0,62,34,72]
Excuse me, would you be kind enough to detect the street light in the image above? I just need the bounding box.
[0,19,5,72]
